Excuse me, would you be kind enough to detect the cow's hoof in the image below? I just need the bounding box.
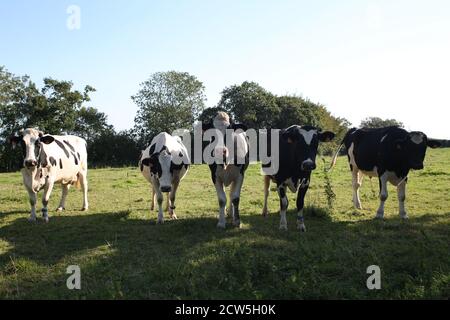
[233,220,241,228]
[297,223,306,233]
[355,204,363,210]
[262,210,269,218]
[170,214,178,220]
[400,213,409,220]
[81,207,88,212]
[157,218,164,225]
[28,216,37,223]
[56,207,65,212]
[279,224,288,231]
[217,222,226,229]
[375,212,384,220]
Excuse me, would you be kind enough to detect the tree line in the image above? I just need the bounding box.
[0,66,408,172]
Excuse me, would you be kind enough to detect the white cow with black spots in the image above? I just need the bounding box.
[139,132,190,224]
[9,128,89,222]
[202,112,249,229]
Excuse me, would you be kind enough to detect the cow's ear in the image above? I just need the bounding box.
[319,131,336,143]
[40,135,55,145]
[231,123,247,132]
[38,131,44,138]
[427,139,442,149]
[9,136,22,149]
[141,158,152,167]
[281,127,299,144]
[281,132,294,144]
[148,144,157,156]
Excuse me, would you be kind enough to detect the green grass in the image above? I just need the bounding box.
[0,149,449,299]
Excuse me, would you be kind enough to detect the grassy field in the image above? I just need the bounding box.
[0,149,449,299]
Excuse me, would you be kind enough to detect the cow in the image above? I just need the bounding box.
[202,112,249,229]
[262,125,336,232]
[9,128,89,222]
[139,132,190,224]
[328,126,442,219]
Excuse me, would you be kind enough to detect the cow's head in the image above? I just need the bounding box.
[394,131,441,170]
[141,146,185,193]
[282,125,335,171]
[201,111,247,134]
[201,111,247,166]
[9,128,45,169]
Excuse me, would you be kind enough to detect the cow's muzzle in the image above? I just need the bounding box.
[161,186,172,193]
[24,160,38,168]
[301,160,316,171]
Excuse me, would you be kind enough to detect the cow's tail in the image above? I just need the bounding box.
[327,128,358,172]
[327,144,344,172]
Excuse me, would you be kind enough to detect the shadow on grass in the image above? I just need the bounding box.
[0,208,448,299]
[0,210,29,216]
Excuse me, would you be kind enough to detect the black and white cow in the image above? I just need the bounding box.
[329,126,441,219]
[9,128,89,222]
[262,125,335,232]
[202,112,249,229]
[139,132,190,224]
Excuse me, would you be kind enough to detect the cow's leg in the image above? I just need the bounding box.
[57,184,70,212]
[262,175,271,217]
[153,181,164,224]
[352,170,363,209]
[168,179,180,220]
[27,188,37,222]
[227,188,233,218]
[165,192,170,212]
[215,181,227,229]
[150,185,155,211]
[397,179,408,219]
[79,171,89,211]
[296,180,309,232]
[230,175,245,228]
[42,180,55,223]
[278,185,289,230]
[376,173,389,219]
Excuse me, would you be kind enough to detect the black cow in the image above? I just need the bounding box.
[329,126,441,219]
[202,111,249,229]
[262,125,335,232]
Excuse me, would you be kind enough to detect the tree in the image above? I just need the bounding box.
[87,130,140,168]
[274,94,351,155]
[132,71,206,143]
[74,106,113,144]
[218,81,279,129]
[360,117,404,129]
[274,95,320,128]
[0,66,39,138]
[27,78,96,134]
[215,81,350,156]
[315,105,351,155]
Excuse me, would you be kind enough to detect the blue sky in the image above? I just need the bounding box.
[1,0,449,138]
